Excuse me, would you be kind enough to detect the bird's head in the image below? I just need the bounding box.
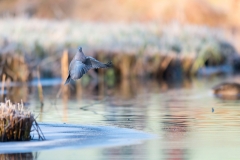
[78,47,82,52]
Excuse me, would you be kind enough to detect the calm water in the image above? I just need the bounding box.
[2,75,240,159]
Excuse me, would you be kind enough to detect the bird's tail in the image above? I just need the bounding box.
[64,75,71,85]
[105,61,113,68]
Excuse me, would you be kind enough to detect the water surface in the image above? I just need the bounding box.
[2,75,240,159]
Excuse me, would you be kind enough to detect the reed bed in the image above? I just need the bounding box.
[0,18,239,79]
[0,99,44,142]
[0,53,31,82]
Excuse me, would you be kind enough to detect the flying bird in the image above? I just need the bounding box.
[64,47,113,84]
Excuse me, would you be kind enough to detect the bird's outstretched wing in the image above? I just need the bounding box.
[69,61,91,80]
[86,57,113,69]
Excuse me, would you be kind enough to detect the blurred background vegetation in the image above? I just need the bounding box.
[0,0,240,27]
[0,0,240,82]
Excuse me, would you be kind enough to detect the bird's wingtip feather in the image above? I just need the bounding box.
[106,61,113,67]
[64,75,71,85]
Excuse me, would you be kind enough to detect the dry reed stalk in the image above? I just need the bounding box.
[181,56,195,76]
[60,50,70,122]
[112,53,190,79]
[61,50,69,95]
[119,78,132,99]
[6,56,19,81]
[0,54,31,83]
[118,54,132,79]
[5,78,11,93]
[96,53,106,97]
[37,66,44,106]
[1,74,6,101]
[61,50,69,82]
[132,57,145,77]
[150,55,162,78]
[161,55,174,71]
[76,80,82,98]
[62,90,68,122]
[0,99,45,142]
[157,55,174,78]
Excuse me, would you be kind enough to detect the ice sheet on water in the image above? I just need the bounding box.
[0,123,156,153]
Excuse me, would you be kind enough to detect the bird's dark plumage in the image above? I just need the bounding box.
[64,47,113,84]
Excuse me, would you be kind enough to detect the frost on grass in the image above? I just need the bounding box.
[0,99,45,142]
[0,18,232,56]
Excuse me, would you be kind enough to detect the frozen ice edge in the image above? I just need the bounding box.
[0,123,157,154]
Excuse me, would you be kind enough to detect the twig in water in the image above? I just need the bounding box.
[33,119,45,140]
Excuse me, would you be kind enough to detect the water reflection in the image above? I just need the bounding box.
[2,75,240,159]
[0,152,38,160]
[62,83,69,122]
[162,149,188,160]
[161,99,190,160]
[102,145,147,159]
[3,84,29,103]
[2,76,193,105]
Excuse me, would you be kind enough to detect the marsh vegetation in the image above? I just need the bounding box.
[0,19,239,81]
[0,100,44,142]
